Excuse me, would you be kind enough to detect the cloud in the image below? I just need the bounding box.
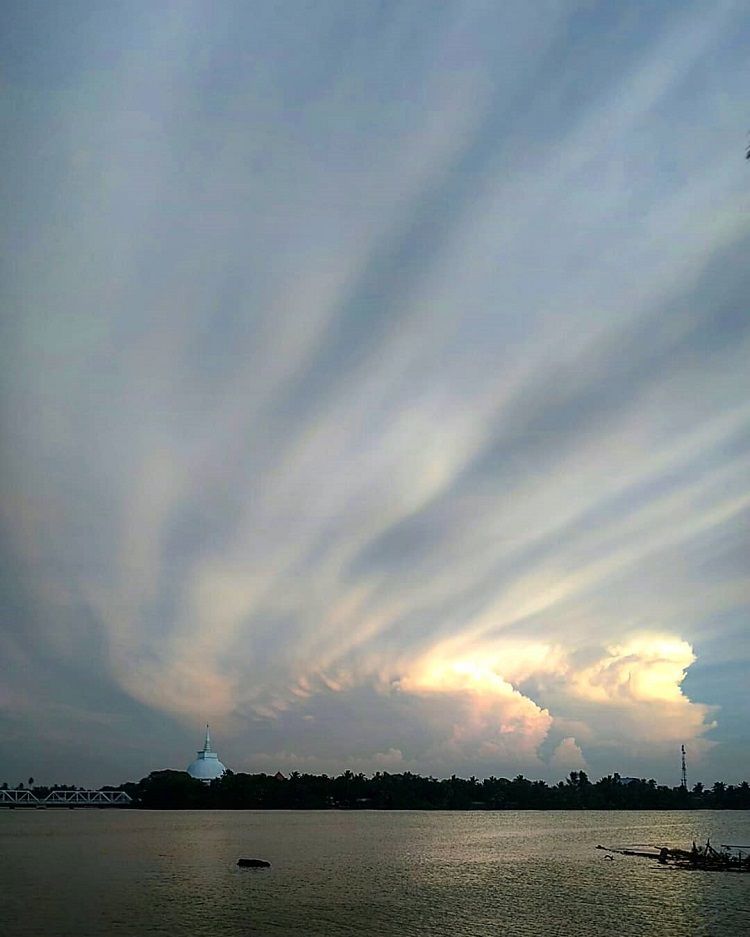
[0,1,749,784]
[562,637,717,758]
[550,738,587,773]
[399,654,553,766]
[250,747,405,776]
[571,636,698,705]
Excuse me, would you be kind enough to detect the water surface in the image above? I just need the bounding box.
[1,810,748,936]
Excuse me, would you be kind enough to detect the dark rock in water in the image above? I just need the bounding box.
[237,858,271,869]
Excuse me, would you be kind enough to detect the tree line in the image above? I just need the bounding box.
[104,769,750,810]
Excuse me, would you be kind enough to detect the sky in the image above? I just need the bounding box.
[1,1,749,788]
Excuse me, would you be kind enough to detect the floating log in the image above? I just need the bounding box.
[596,845,660,860]
[237,858,271,869]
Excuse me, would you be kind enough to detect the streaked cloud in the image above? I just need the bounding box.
[1,0,748,785]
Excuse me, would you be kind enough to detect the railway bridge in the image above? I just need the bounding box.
[0,789,132,807]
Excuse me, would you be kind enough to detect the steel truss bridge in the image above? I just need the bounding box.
[0,789,132,807]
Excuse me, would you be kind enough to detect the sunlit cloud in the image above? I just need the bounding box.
[1,1,748,784]
[550,738,587,774]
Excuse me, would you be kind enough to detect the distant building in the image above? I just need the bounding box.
[186,725,227,782]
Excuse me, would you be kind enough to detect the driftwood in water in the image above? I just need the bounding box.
[596,845,661,860]
[596,840,749,873]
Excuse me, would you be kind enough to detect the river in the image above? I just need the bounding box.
[1,809,748,935]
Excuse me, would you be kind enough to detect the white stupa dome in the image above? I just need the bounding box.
[187,725,227,782]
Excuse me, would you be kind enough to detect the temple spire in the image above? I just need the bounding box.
[187,722,226,781]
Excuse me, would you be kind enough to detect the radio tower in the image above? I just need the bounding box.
[680,744,688,790]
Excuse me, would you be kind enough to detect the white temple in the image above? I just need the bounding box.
[186,725,227,782]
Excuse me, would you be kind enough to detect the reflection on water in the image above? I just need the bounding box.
[1,810,748,936]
